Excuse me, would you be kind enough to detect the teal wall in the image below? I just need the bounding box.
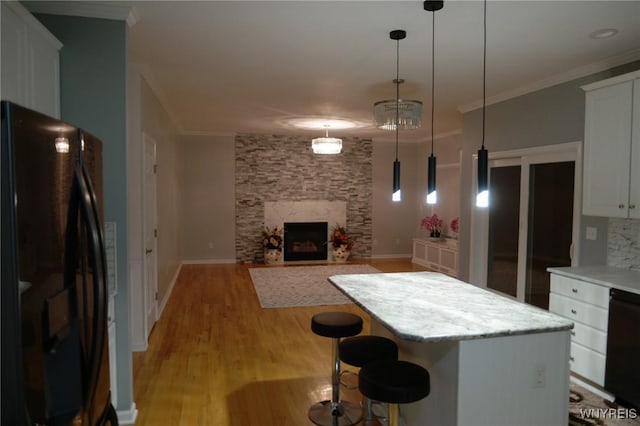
[35,14,133,413]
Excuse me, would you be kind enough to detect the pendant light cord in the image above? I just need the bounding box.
[431,9,435,154]
[395,36,400,161]
[481,0,486,150]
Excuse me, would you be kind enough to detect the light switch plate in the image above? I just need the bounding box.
[586,226,597,241]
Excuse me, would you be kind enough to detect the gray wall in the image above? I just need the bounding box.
[459,60,640,281]
[35,13,133,413]
[179,135,236,261]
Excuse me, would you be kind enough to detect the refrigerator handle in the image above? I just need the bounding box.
[70,163,108,420]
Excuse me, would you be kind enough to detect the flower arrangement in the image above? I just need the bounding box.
[421,214,443,236]
[450,217,460,235]
[262,226,283,251]
[329,225,354,251]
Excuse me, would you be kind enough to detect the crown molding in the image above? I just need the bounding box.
[458,48,640,113]
[22,1,139,27]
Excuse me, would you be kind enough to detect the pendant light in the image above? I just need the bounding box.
[476,0,489,208]
[311,125,342,154]
[425,1,443,205]
[390,29,406,202]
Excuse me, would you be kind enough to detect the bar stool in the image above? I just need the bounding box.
[339,336,398,425]
[358,360,430,426]
[308,312,363,426]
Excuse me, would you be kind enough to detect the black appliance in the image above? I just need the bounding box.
[605,287,640,409]
[1,101,118,426]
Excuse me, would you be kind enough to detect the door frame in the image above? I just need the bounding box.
[142,132,158,340]
[470,141,582,299]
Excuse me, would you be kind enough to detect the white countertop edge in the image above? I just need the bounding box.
[547,265,640,295]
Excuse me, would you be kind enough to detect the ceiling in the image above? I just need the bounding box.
[32,1,640,143]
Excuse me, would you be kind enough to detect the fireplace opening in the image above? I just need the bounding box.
[284,222,328,261]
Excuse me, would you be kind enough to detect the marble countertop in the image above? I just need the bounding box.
[328,271,573,343]
[547,265,640,295]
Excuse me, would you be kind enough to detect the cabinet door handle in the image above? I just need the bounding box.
[571,309,577,315]
[571,288,578,293]
[618,203,625,209]
[570,356,575,362]
[630,204,636,209]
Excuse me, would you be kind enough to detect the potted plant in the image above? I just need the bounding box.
[262,226,283,264]
[420,214,443,239]
[450,217,460,239]
[329,225,354,263]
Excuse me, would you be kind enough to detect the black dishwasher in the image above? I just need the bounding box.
[605,288,640,409]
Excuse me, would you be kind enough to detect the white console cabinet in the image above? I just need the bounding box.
[581,70,640,218]
[1,1,61,118]
[548,274,609,386]
[412,237,458,277]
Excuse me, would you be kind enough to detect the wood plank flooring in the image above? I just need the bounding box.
[132,259,429,425]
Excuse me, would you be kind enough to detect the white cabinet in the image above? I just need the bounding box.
[549,274,609,386]
[582,70,640,218]
[412,238,458,277]
[1,1,61,118]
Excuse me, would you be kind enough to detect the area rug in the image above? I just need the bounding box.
[570,383,639,426]
[248,264,381,308]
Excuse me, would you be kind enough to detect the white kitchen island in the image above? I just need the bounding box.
[328,271,574,426]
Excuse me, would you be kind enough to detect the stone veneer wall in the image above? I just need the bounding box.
[235,133,373,263]
[608,218,640,271]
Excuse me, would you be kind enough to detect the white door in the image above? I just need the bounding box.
[143,133,158,338]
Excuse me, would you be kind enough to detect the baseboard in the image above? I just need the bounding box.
[370,253,413,259]
[117,402,138,425]
[570,374,615,401]
[158,263,182,319]
[182,258,237,264]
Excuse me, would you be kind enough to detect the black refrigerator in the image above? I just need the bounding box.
[1,101,118,426]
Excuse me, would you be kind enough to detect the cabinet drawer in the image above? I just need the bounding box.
[570,321,607,354]
[570,342,606,386]
[549,293,608,331]
[550,274,609,308]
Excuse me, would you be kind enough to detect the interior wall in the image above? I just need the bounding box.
[139,79,181,305]
[459,60,640,282]
[372,140,422,257]
[35,12,133,414]
[179,135,236,261]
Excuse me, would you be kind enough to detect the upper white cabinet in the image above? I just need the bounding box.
[582,70,640,219]
[1,1,62,118]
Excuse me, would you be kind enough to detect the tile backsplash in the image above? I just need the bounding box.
[608,218,640,271]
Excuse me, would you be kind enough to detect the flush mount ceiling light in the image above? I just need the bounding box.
[311,125,342,154]
[589,28,619,39]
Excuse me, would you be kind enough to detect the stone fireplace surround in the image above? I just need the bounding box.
[234,133,373,263]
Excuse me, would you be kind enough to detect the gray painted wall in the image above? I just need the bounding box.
[459,60,640,281]
[179,135,236,261]
[35,13,133,413]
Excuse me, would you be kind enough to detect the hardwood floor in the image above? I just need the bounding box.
[132,259,429,425]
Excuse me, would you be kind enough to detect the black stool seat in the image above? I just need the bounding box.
[359,360,430,404]
[339,336,398,367]
[311,312,363,338]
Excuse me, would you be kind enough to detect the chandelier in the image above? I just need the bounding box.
[373,80,423,130]
[311,126,342,154]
